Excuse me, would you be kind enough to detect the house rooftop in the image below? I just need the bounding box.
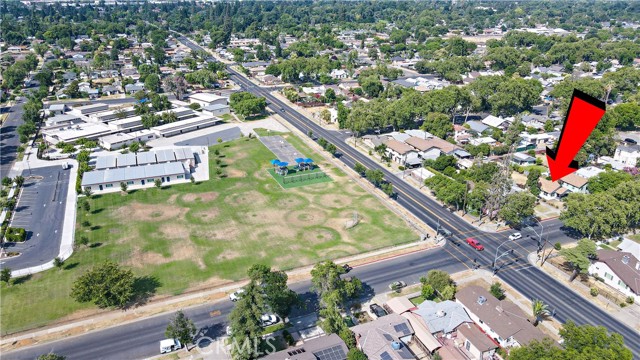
[457,323,499,352]
[594,250,640,295]
[456,286,547,346]
[385,139,416,155]
[560,172,588,188]
[414,300,472,334]
[352,313,415,360]
[261,333,348,360]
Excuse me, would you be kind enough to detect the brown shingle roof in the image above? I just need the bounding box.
[560,172,588,188]
[457,323,499,352]
[408,137,460,154]
[594,250,640,295]
[539,178,561,194]
[385,139,416,155]
[455,286,548,346]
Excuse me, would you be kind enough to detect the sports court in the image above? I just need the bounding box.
[259,136,304,164]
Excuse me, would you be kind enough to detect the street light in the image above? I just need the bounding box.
[493,238,515,269]
[527,217,544,249]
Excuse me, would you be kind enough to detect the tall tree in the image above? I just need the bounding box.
[165,310,196,351]
[560,239,597,282]
[70,261,135,308]
[228,281,266,360]
[499,192,536,226]
[247,264,298,320]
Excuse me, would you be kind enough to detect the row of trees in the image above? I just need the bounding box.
[353,162,394,197]
[229,92,267,117]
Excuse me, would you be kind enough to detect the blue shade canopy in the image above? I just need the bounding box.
[279,162,289,167]
[305,158,314,163]
[270,159,280,165]
[295,158,305,163]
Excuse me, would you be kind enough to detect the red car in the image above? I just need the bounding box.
[466,238,484,251]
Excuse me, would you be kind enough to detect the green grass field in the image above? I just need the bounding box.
[0,133,416,335]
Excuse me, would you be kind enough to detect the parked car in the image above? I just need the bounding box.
[466,238,484,251]
[388,281,406,291]
[229,289,245,301]
[508,233,522,241]
[260,314,279,326]
[369,303,388,318]
[159,338,182,354]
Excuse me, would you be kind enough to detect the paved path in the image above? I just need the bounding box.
[0,100,25,179]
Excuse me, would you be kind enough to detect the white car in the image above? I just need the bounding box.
[260,314,279,326]
[226,325,233,336]
[229,289,245,301]
[160,338,182,354]
[509,233,522,241]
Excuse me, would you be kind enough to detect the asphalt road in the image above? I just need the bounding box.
[0,165,71,269]
[0,100,26,179]
[4,38,637,360]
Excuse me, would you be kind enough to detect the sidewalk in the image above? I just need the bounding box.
[528,252,640,332]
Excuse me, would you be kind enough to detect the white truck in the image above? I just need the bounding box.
[160,338,182,354]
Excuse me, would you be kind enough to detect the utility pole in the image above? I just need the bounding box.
[493,238,515,269]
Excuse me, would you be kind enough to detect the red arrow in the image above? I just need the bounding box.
[546,90,606,181]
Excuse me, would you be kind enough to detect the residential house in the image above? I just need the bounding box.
[469,137,497,146]
[481,115,510,130]
[575,166,605,180]
[124,83,145,94]
[456,323,500,360]
[48,104,67,115]
[262,334,348,360]
[538,178,568,200]
[588,250,640,302]
[102,84,122,96]
[413,300,472,336]
[414,137,461,156]
[352,313,417,360]
[455,286,548,349]
[330,69,349,80]
[511,153,536,166]
[558,173,588,194]
[613,144,640,167]
[405,136,442,162]
[202,103,230,116]
[385,139,421,167]
[466,121,489,135]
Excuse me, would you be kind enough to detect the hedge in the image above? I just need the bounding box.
[5,227,26,242]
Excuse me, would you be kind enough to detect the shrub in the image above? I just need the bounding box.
[590,287,599,297]
[619,302,627,308]
[626,296,634,304]
[282,329,295,346]
[5,227,26,242]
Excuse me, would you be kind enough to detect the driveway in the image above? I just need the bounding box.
[0,100,26,179]
[0,165,71,270]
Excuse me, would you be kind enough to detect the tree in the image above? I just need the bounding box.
[163,75,187,100]
[325,143,337,155]
[144,74,161,93]
[120,182,128,192]
[37,355,66,360]
[2,177,13,186]
[499,192,536,226]
[247,264,298,319]
[311,261,362,306]
[427,155,457,172]
[365,169,384,187]
[561,193,628,239]
[70,261,135,308]
[508,337,564,360]
[155,179,162,188]
[1,268,11,285]
[65,80,81,98]
[587,171,633,194]
[526,168,541,196]
[54,257,64,270]
[347,349,368,360]
[230,92,267,117]
[14,175,25,187]
[421,283,434,300]
[78,235,90,247]
[531,299,550,326]
[421,112,453,139]
[561,239,597,282]
[490,282,505,300]
[325,88,336,103]
[359,76,383,98]
[420,270,454,298]
[165,310,196,351]
[228,281,266,360]
[353,162,366,176]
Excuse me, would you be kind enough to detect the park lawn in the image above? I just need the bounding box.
[0,134,416,334]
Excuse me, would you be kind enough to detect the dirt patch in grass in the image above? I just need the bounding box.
[249,225,297,242]
[318,193,353,208]
[302,227,337,244]
[227,169,247,178]
[224,190,268,206]
[159,223,188,239]
[194,224,242,240]
[126,242,205,269]
[245,209,288,224]
[253,170,270,181]
[343,181,367,196]
[115,203,188,222]
[182,192,219,202]
[227,150,248,161]
[276,196,307,209]
[217,249,241,260]
[193,208,220,221]
[167,194,179,204]
[286,209,327,226]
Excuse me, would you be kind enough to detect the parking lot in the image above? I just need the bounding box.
[1,165,71,269]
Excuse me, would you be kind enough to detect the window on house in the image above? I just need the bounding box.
[604,272,614,280]
[465,341,471,351]
[177,175,184,179]
[127,181,134,185]
[105,184,113,188]
[148,179,154,182]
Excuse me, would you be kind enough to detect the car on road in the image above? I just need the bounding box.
[508,233,522,241]
[229,289,245,301]
[160,338,182,354]
[369,303,388,318]
[466,238,484,251]
[260,314,279,326]
[388,281,406,291]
